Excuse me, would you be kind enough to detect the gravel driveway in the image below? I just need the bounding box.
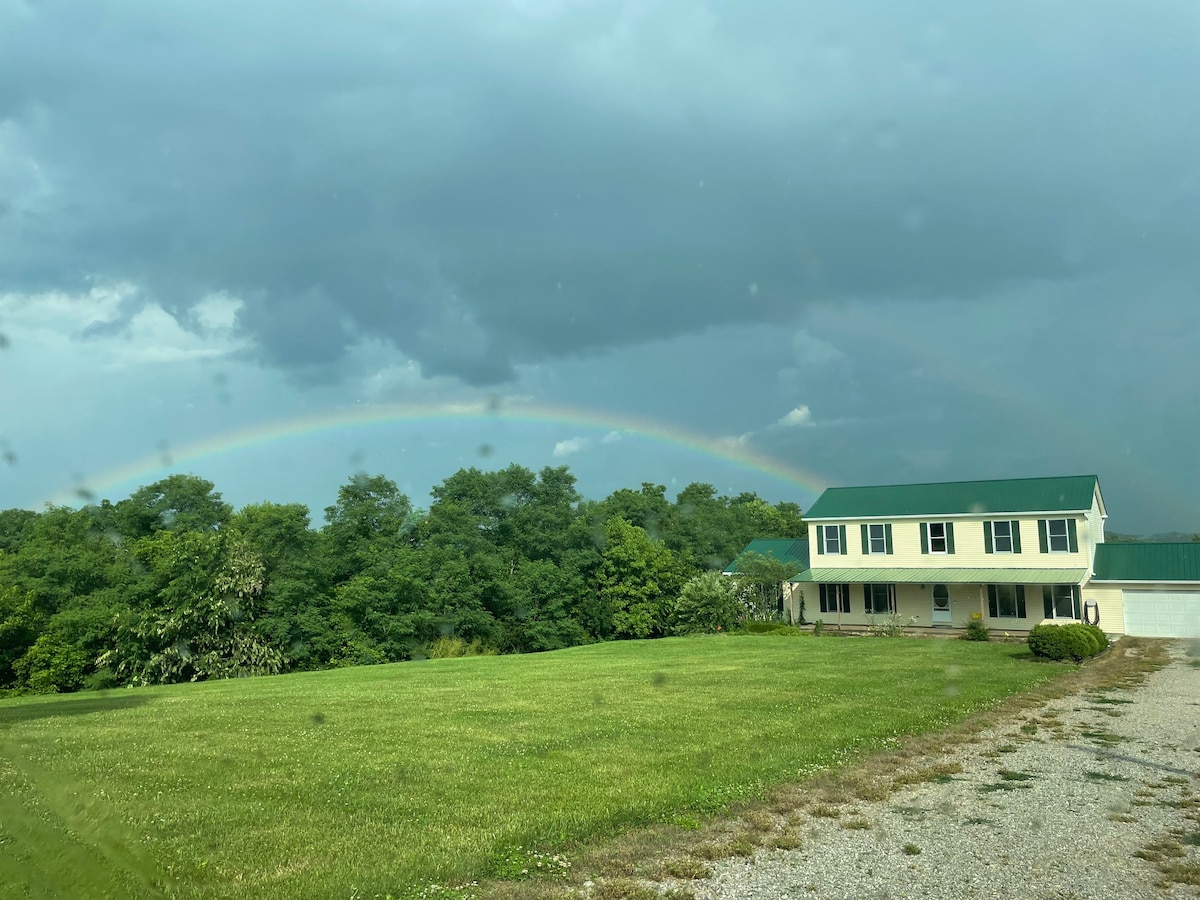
[687,643,1200,900]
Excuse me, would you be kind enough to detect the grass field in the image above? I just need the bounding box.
[0,635,1067,898]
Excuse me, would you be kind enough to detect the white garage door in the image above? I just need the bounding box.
[1122,591,1200,638]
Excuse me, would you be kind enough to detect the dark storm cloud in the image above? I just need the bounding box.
[2,0,1198,383]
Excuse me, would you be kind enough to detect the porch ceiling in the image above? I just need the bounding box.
[789,567,1087,585]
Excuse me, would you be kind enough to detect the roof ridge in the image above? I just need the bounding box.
[821,474,1097,492]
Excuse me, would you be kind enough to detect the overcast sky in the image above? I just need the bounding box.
[1,0,1198,532]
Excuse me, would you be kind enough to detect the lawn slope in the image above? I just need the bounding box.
[0,635,1066,898]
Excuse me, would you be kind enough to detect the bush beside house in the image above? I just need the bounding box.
[1028,623,1108,662]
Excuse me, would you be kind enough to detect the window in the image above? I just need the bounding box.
[993,520,1012,553]
[1043,584,1079,619]
[1047,518,1069,552]
[864,583,896,614]
[987,584,1027,619]
[869,523,886,554]
[932,584,950,610]
[824,527,840,555]
[920,521,955,554]
[929,522,948,553]
[819,583,851,614]
[984,519,1021,554]
[859,522,893,554]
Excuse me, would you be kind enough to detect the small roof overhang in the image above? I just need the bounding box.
[789,567,1088,585]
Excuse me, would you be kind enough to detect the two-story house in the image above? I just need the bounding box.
[754,475,1200,637]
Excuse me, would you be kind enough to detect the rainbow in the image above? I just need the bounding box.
[53,400,827,505]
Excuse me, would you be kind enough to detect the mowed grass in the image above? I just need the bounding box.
[0,636,1065,898]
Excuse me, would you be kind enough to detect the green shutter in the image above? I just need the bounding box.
[861,524,869,554]
[987,585,998,618]
[1015,585,1026,619]
[864,584,871,614]
[818,584,826,612]
[842,585,851,613]
[815,525,824,555]
[1043,586,1053,619]
[839,525,847,555]
[946,522,956,554]
[984,521,994,554]
[1038,519,1048,553]
[919,522,929,554]
[1011,520,1022,554]
[1068,519,1079,553]
[884,523,893,555]
[1071,585,1081,619]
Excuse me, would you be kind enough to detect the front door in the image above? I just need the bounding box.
[932,584,952,624]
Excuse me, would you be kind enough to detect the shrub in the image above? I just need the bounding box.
[426,636,499,659]
[1028,623,1104,662]
[742,621,803,636]
[672,572,742,635]
[962,619,991,642]
[1081,623,1109,652]
[812,619,825,636]
[866,613,915,637]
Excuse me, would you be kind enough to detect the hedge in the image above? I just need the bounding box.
[1028,622,1109,662]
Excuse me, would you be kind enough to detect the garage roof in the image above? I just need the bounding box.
[1092,543,1200,582]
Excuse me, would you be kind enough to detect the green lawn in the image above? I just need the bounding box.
[0,635,1066,898]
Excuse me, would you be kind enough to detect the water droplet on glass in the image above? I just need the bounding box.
[901,207,927,232]
[477,443,494,458]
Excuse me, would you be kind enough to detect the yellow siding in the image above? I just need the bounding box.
[1081,585,1124,635]
[1084,490,1106,570]
[811,516,1090,570]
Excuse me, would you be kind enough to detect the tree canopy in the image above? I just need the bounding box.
[0,468,806,694]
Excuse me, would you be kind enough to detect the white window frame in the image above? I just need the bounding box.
[928,522,949,554]
[868,523,887,555]
[824,528,841,555]
[992,584,1019,618]
[992,520,1014,554]
[1046,518,1070,553]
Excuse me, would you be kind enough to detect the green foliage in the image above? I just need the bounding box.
[671,572,741,635]
[1028,623,1106,662]
[0,464,808,692]
[426,636,500,659]
[962,618,991,642]
[742,621,803,636]
[730,551,801,622]
[598,518,684,639]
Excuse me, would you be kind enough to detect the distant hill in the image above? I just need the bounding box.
[1107,531,1200,543]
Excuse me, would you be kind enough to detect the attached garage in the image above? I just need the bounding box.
[1090,543,1200,638]
[1122,590,1200,638]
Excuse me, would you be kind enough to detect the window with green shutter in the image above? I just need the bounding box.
[1042,584,1077,619]
[926,521,952,554]
[1045,518,1072,553]
[986,584,1026,618]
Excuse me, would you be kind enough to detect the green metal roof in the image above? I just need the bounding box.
[1092,543,1200,582]
[789,567,1086,585]
[804,475,1099,519]
[723,539,810,574]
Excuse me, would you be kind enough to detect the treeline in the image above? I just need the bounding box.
[0,465,806,694]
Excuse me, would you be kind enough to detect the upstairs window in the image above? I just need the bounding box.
[824,526,841,555]
[984,520,1022,554]
[1047,519,1069,552]
[860,523,894,555]
[1038,518,1078,553]
[920,521,955,554]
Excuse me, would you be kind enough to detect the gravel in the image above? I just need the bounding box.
[684,644,1200,900]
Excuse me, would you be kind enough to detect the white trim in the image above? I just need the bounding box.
[1046,517,1071,553]
[1089,579,1200,586]
[867,523,887,555]
[928,521,949,555]
[807,510,1088,522]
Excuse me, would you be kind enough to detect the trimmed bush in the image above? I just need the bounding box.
[961,619,991,642]
[1028,623,1105,662]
